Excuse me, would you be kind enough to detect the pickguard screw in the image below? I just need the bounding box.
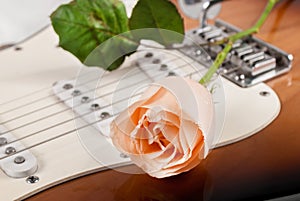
[63,83,73,90]
[260,91,270,97]
[15,47,22,51]
[120,153,129,158]
[26,176,39,184]
[0,137,7,146]
[5,147,16,155]
[71,89,81,97]
[14,156,26,164]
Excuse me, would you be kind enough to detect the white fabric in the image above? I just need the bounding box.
[0,0,71,46]
[0,0,137,46]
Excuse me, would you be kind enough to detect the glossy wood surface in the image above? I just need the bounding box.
[26,0,300,200]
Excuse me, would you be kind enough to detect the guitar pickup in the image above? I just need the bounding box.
[0,125,38,178]
[183,19,293,87]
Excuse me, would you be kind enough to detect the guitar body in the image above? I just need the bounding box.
[1,0,299,200]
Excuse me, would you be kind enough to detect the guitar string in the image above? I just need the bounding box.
[0,60,138,115]
[0,86,50,107]
[0,56,193,134]
[0,68,157,135]
[0,116,113,161]
[0,50,159,115]
[0,58,195,136]
[3,56,198,142]
[3,59,197,146]
[0,48,184,115]
[0,56,182,125]
[0,69,133,124]
[4,91,143,147]
[0,68,97,115]
[0,69,201,161]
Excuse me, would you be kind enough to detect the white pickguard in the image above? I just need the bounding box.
[0,27,280,200]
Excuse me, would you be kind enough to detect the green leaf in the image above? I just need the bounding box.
[51,0,137,70]
[84,33,138,71]
[129,0,184,46]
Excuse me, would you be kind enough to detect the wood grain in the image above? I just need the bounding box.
[26,0,300,200]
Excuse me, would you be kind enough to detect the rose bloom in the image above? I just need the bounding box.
[110,77,214,178]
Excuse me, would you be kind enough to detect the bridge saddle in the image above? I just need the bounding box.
[183,20,293,87]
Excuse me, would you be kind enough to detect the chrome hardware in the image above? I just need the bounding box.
[71,89,81,97]
[168,71,176,76]
[0,137,7,146]
[152,59,161,64]
[81,96,91,103]
[203,28,222,40]
[247,54,266,66]
[194,49,202,56]
[247,58,276,76]
[5,147,16,155]
[234,45,254,58]
[100,112,110,120]
[90,103,100,111]
[120,153,129,158]
[14,156,26,164]
[144,52,153,58]
[178,0,223,28]
[242,52,264,62]
[0,125,38,178]
[183,19,293,87]
[160,64,168,71]
[52,53,188,138]
[209,35,224,43]
[260,91,271,97]
[63,83,73,90]
[26,176,39,184]
[232,40,242,49]
[200,0,223,28]
[197,26,212,35]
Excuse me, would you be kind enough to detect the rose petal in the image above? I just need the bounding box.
[149,141,205,178]
[141,87,180,115]
[110,77,214,178]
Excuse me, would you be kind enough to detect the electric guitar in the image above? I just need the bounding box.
[0,0,299,200]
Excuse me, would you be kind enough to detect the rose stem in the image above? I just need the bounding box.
[199,0,280,85]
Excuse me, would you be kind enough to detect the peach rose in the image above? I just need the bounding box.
[110,77,214,178]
